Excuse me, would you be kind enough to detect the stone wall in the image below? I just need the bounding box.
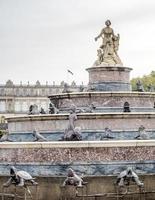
[7,113,155,133]
[1,141,155,176]
[87,67,131,83]
[0,141,155,199]
[86,66,132,91]
[49,92,155,111]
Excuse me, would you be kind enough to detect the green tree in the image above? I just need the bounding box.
[131,71,155,91]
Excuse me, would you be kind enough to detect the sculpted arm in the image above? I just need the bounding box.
[112,29,115,37]
[62,178,68,186]
[95,29,104,41]
[74,174,83,186]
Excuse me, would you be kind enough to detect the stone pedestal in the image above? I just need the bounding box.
[86,66,132,91]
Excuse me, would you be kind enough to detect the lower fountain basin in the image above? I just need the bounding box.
[7,112,155,133]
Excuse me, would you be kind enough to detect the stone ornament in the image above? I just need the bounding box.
[61,104,82,141]
[136,80,145,92]
[40,107,46,114]
[94,20,123,66]
[49,102,59,114]
[100,127,114,140]
[79,84,84,92]
[123,102,131,112]
[62,126,82,141]
[62,83,72,93]
[68,107,78,130]
[94,49,103,66]
[32,130,47,142]
[0,130,13,142]
[116,167,144,187]
[28,104,39,115]
[135,125,149,140]
[63,168,86,187]
[82,103,96,113]
[147,84,154,92]
[3,166,38,187]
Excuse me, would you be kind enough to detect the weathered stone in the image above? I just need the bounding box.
[86,66,132,91]
[7,113,155,133]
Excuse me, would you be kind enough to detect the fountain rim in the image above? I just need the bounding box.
[6,112,155,122]
[48,91,155,99]
[1,140,155,149]
[86,66,133,72]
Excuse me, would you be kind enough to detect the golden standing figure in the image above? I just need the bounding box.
[94,20,123,66]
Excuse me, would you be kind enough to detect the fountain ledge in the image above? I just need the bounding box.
[1,140,155,149]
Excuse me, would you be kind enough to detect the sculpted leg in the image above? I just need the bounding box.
[30,179,38,185]
[18,178,24,186]
[3,178,12,187]
[134,177,144,186]
[118,178,124,186]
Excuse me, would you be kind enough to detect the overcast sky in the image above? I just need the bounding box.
[0,0,155,85]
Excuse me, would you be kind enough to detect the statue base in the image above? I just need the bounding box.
[86,65,132,91]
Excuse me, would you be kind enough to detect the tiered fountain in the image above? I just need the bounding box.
[2,20,155,199]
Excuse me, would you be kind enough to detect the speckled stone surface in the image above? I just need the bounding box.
[0,141,155,176]
[88,82,131,91]
[1,146,155,163]
[86,66,132,91]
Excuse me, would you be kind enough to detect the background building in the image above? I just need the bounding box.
[0,80,83,118]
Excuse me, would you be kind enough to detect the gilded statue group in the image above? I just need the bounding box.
[94,20,123,66]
